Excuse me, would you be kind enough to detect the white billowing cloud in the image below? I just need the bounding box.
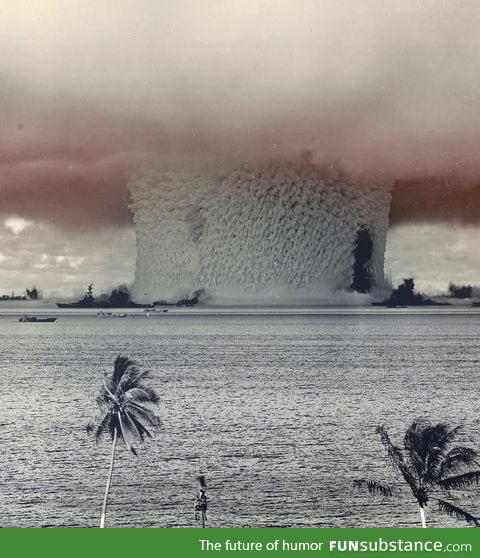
[385,224,480,293]
[0,221,135,297]
[4,216,33,235]
[33,254,85,271]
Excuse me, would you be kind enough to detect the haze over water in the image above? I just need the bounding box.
[2,310,479,527]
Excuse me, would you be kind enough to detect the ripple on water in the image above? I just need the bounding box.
[1,312,479,527]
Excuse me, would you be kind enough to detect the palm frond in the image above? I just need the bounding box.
[440,471,480,490]
[117,413,138,455]
[86,412,113,442]
[120,367,152,391]
[377,425,418,492]
[424,422,458,452]
[125,386,160,405]
[128,402,161,428]
[377,425,405,469]
[100,379,117,403]
[403,418,427,478]
[442,425,463,445]
[437,499,480,526]
[112,355,138,387]
[128,412,152,441]
[424,424,464,483]
[403,419,447,480]
[440,447,479,478]
[353,479,392,496]
[96,393,110,409]
[423,426,449,477]
[96,412,113,442]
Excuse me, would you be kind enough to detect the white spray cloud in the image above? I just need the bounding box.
[129,160,391,304]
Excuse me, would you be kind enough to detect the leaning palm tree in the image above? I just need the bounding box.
[86,355,160,528]
[354,418,480,527]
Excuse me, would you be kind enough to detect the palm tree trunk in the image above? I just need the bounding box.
[100,426,118,528]
[419,505,427,528]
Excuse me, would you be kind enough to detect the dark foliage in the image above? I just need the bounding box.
[354,418,480,526]
[353,479,392,496]
[86,355,160,454]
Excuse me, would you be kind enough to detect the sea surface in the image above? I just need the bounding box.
[1,308,480,528]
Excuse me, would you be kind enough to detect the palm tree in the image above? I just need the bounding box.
[354,418,480,527]
[86,355,160,528]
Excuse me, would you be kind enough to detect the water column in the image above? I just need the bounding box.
[128,160,392,304]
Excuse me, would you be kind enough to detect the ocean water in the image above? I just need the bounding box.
[1,309,480,528]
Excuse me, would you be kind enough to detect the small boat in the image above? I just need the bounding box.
[19,316,57,323]
[97,311,127,318]
[143,308,168,316]
[371,302,409,308]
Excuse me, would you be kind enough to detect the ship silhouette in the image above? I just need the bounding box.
[56,284,149,309]
[56,284,202,308]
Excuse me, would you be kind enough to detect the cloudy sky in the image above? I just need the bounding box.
[1,0,480,297]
